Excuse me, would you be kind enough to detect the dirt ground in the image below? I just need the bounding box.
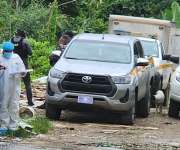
[8,83,179,150]
[17,107,180,150]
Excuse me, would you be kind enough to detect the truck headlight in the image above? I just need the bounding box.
[111,75,132,84]
[50,68,65,79]
[176,72,180,82]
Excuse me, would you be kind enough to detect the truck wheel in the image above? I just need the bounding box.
[46,103,62,120]
[136,86,150,118]
[163,82,170,106]
[168,99,180,118]
[151,74,161,108]
[121,106,135,125]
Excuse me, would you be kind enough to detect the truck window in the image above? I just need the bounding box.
[134,42,143,58]
[136,41,144,58]
[160,43,165,57]
[65,40,132,64]
[140,40,159,57]
[134,43,139,58]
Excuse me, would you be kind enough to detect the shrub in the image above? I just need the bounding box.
[28,38,55,79]
[12,3,49,40]
[162,1,180,28]
[0,0,11,42]
[6,117,53,138]
[28,117,53,134]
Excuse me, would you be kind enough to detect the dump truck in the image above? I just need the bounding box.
[108,15,180,56]
[108,15,179,106]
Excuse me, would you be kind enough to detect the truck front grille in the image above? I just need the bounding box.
[59,73,116,97]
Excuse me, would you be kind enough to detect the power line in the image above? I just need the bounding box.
[59,0,76,6]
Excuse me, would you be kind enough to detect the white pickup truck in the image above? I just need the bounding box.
[137,37,179,106]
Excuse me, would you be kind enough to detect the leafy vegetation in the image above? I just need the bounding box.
[0,0,11,42]
[162,1,180,28]
[28,38,54,79]
[6,117,53,138]
[1,0,180,78]
[28,117,53,134]
[7,128,31,138]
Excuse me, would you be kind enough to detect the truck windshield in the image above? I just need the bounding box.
[65,40,131,63]
[141,40,159,57]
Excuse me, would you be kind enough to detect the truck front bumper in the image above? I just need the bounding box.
[46,83,135,112]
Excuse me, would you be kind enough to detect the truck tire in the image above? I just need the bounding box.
[121,106,135,125]
[136,86,150,118]
[46,103,62,120]
[151,73,161,107]
[163,82,170,106]
[168,99,180,118]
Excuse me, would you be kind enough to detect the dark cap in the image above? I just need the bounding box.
[16,29,26,38]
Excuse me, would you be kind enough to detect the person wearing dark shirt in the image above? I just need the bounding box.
[49,31,73,66]
[11,29,34,106]
[38,31,74,109]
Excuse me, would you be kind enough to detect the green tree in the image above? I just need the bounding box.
[10,1,49,40]
[162,1,180,27]
[0,0,12,42]
[28,38,54,78]
[46,0,59,44]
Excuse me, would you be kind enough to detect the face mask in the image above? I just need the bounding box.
[3,52,13,59]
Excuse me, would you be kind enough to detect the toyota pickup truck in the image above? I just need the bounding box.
[46,33,152,124]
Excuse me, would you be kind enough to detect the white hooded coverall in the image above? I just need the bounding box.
[0,53,26,130]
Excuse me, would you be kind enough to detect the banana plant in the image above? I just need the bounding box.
[162,1,180,28]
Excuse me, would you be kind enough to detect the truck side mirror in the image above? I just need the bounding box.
[136,58,149,66]
[163,54,179,64]
[163,54,171,61]
[170,55,179,64]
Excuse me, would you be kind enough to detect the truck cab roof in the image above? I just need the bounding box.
[73,33,139,45]
[136,37,159,42]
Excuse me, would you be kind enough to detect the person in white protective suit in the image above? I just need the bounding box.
[0,41,26,131]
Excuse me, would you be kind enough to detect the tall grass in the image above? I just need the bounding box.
[6,117,53,138]
[28,117,53,134]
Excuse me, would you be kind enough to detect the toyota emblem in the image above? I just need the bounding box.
[82,76,92,84]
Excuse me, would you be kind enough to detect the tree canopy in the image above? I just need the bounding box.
[1,0,180,78]
[0,0,178,42]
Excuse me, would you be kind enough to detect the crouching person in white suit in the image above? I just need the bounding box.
[0,42,26,131]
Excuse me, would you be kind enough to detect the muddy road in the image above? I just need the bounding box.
[17,108,180,150]
[10,83,179,150]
